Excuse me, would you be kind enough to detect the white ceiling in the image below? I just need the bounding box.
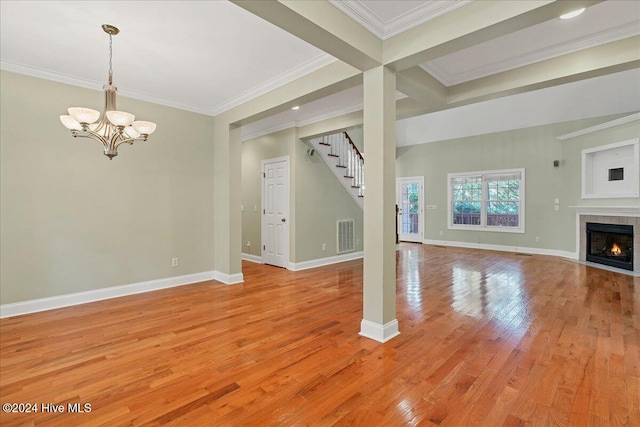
[421,0,640,85]
[0,1,334,115]
[1,1,639,145]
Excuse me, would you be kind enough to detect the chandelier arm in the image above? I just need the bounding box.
[72,131,109,147]
[114,138,137,149]
[110,127,142,149]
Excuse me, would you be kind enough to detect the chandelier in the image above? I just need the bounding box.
[59,24,157,159]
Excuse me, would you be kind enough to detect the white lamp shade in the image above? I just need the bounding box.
[132,121,157,135]
[68,107,100,124]
[106,110,135,127]
[60,115,82,130]
[124,126,140,139]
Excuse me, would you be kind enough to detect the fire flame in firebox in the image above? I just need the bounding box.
[611,243,622,255]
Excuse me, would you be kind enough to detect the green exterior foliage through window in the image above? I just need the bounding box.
[449,169,524,232]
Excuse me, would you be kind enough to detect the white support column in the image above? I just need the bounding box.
[212,119,243,284]
[360,66,399,342]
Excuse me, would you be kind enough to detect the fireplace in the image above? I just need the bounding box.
[574,207,640,276]
[586,222,634,271]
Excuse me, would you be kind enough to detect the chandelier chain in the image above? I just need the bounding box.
[108,33,113,84]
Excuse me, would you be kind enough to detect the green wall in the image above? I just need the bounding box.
[0,71,216,304]
[396,114,639,254]
[560,118,640,211]
[294,135,364,262]
[241,129,363,264]
[3,70,635,305]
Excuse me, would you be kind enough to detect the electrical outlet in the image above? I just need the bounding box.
[439,230,443,236]
[322,243,326,251]
[535,237,541,243]
[172,257,179,267]
[554,198,559,204]
[554,205,559,211]
[246,241,251,247]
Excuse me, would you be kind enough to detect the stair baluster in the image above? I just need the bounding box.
[308,131,364,207]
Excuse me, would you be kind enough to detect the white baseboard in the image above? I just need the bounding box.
[0,271,217,319]
[289,251,363,271]
[241,253,262,263]
[422,239,577,260]
[359,319,400,343]
[213,271,244,285]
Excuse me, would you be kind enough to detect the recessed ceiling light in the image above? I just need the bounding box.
[291,106,300,110]
[560,8,585,19]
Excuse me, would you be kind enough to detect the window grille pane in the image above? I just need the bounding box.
[487,180,519,202]
[452,175,483,226]
[449,169,523,231]
[486,201,520,227]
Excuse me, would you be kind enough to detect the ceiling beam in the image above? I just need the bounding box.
[298,110,364,140]
[396,66,448,107]
[219,60,362,126]
[447,36,640,105]
[383,0,605,72]
[230,0,382,71]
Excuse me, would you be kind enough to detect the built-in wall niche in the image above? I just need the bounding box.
[582,138,639,199]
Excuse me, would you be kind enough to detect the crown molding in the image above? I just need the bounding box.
[209,54,337,116]
[2,54,339,118]
[329,0,468,40]
[556,112,640,141]
[382,1,470,40]
[1,60,214,116]
[328,0,385,39]
[1,60,103,91]
[422,22,640,86]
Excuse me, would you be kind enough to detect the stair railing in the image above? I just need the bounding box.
[343,132,364,197]
[309,131,365,204]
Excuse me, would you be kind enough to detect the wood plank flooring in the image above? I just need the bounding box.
[1,244,639,426]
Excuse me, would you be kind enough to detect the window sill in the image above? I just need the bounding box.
[448,225,525,234]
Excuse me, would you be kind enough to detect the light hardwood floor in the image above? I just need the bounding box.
[1,244,639,426]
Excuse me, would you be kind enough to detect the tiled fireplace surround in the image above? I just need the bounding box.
[575,207,640,274]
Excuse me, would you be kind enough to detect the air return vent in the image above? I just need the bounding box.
[337,219,355,254]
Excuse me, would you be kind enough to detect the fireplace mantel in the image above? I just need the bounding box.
[570,206,640,217]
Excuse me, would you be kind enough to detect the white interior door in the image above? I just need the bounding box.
[397,177,424,243]
[262,157,289,268]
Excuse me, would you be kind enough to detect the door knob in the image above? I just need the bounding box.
[281,218,286,222]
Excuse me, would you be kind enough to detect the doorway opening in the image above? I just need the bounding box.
[397,177,424,243]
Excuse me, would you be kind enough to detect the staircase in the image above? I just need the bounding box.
[309,132,364,209]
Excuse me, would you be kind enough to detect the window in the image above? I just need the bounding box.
[448,169,525,233]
